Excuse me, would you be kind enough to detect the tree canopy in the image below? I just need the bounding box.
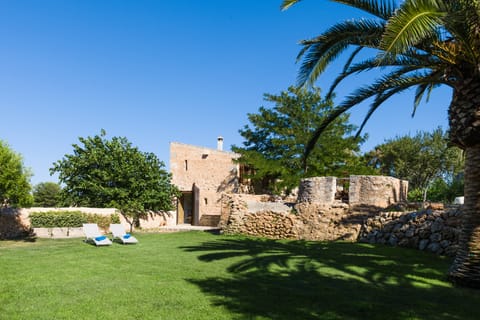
[366,127,464,202]
[0,140,33,208]
[50,131,179,229]
[232,86,373,194]
[33,182,62,207]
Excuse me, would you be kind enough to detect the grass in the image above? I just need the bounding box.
[1,231,479,320]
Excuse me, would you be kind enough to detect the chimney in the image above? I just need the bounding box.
[217,136,224,151]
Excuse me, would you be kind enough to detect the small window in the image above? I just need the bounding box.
[185,160,188,171]
[204,198,208,205]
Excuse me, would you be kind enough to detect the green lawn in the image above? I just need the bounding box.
[1,231,479,320]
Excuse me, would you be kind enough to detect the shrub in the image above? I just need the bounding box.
[29,211,120,229]
[86,213,120,230]
[29,211,86,228]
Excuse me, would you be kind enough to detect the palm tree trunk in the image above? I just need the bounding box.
[448,144,480,287]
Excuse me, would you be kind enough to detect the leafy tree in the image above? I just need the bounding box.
[232,86,373,194]
[281,0,480,286]
[33,182,62,207]
[366,128,464,202]
[50,130,179,231]
[0,140,33,208]
[417,176,464,203]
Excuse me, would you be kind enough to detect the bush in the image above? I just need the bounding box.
[86,213,120,230]
[29,211,120,228]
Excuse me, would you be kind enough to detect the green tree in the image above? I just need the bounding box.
[232,86,373,194]
[366,128,464,202]
[281,0,480,286]
[0,140,33,208]
[50,130,179,231]
[33,182,62,207]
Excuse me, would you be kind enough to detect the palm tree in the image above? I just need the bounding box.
[281,0,480,288]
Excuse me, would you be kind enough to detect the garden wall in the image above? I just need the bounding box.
[0,208,33,239]
[219,194,463,257]
[0,207,175,239]
[220,194,365,241]
[358,206,462,256]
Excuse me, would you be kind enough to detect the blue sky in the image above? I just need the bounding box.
[1,0,450,185]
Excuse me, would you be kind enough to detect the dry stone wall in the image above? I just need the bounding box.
[358,206,462,257]
[220,194,297,239]
[220,194,365,241]
[220,194,463,257]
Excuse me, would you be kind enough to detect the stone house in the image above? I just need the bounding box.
[170,138,240,226]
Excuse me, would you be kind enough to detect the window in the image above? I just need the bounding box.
[185,160,188,171]
[204,198,208,205]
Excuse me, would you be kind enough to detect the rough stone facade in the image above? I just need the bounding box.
[358,206,462,257]
[220,194,463,257]
[349,175,408,208]
[297,177,336,204]
[298,175,408,208]
[170,141,240,226]
[220,194,366,241]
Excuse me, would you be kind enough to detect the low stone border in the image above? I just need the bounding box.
[33,227,84,238]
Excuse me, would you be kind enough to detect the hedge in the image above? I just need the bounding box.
[29,211,120,229]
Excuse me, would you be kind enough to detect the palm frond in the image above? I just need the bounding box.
[380,0,447,56]
[356,86,409,135]
[306,70,449,162]
[333,0,398,20]
[280,0,301,11]
[297,19,385,86]
[326,53,442,99]
[302,104,353,166]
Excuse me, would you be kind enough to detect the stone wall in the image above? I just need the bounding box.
[219,194,297,238]
[297,175,408,209]
[1,207,171,239]
[349,175,408,208]
[0,208,32,239]
[297,177,336,204]
[220,194,463,257]
[358,206,462,257]
[220,194,365,241]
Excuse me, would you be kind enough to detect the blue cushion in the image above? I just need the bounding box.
[123,234,131,239]
[95,235,107,241]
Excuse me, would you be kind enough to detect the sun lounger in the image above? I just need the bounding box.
[82,223,112,246]
[110,224,138,244]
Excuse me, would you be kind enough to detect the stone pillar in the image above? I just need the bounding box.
[297,177,336,204]
[349,175,408,208]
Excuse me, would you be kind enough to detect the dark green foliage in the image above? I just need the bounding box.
[29,211,86,228]
[233,86,374,194]
[366,128,464,202]
[29,210,120,229]
[0,140,33,208]
[409,176,464,203]
[33,182,62,207]
[50,130,179,230]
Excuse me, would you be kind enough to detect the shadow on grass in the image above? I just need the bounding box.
[182,238,480,320]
